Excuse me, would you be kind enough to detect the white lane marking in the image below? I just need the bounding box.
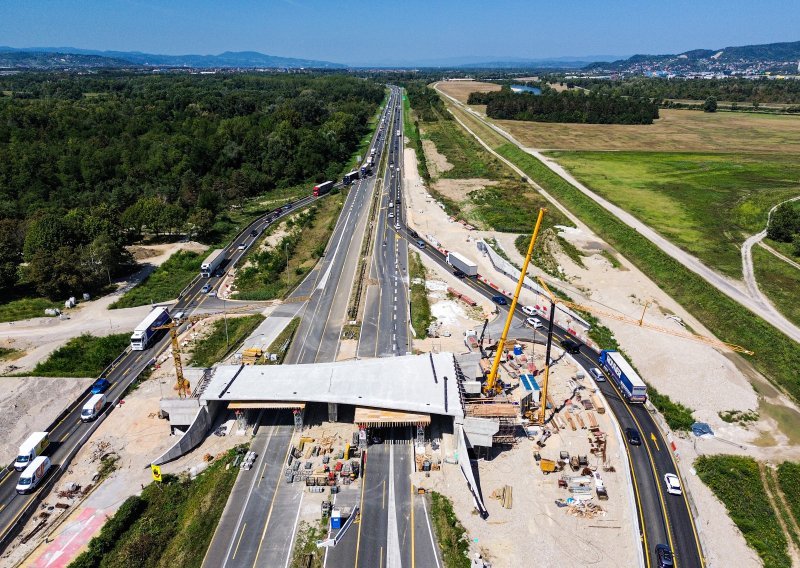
[421,494,442,568]
[387,447,401,568]
[283,490,305,568]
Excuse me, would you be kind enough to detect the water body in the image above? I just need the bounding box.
[510,84,542,95]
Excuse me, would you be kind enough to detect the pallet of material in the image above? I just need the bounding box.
[586,412,599,429]
[576,414,586,429]
[590,394,605,414]
[566,415,577,431]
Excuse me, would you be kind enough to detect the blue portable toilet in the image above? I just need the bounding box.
[330,508,342,529]
[513,344,523,356]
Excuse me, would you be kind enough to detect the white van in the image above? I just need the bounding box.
[15,432,49,471]
[16,456,52,494]
[81,393,107,422]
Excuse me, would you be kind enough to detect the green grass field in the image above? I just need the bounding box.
[494,143,800,405]
[0,296,60,323]
[429,492,470,568]
[695,456,791,568]
[189,314,265,368]
[777,462,800,534]
[110,250,206,309]
[752,246,800,328]
[422,117,505,180]
[32,333,130,377]
[547,151,800,278]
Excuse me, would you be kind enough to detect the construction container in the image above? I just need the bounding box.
[540,459,557,474]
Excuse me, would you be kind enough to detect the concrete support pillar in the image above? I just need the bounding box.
[328,403,338,422]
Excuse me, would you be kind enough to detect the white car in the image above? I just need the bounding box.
[525,317,543,330]
[664,473,682,495]
[395,223,401,230]
[521,305,536,316]
[237,243,247,250]
[589,367,606,382]
[388,211,394,218]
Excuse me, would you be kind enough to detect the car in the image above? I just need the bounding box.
[560,338,581,354]
[388,211,394,218]
[237,243,247,250]
[453,269,466,279]
[207,290,217,297]
[172,310,186,322]
[201,284,211,294]
[625,427,642,446]
[396,197,401,204]
[521,305,536,316]
[525,317,543,329]
[655,544,674,568]
[491,295,508,306]
[416,239,426,249]
[589,367,606,382]
[408,229,419,239]
[664,473,682,495]
[395,222,401,230]
[250,229,258,237]
[91,378,110,395]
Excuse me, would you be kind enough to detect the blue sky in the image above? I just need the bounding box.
[0,0,797,65]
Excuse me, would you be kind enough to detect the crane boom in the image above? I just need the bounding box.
[536,278,753,355]
[485,208,546,395]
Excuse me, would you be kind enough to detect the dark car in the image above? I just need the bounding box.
[408,229,419,239]
[453,269,466,279]
[491,295,508,306]
[560,338,581,354]
[250,229,258,237]
[655,544,674,568]
[91,378,111,395]
[625,427,642,446]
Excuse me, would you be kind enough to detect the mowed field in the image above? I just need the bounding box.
[548,151,800,277]
[437,80,800,154]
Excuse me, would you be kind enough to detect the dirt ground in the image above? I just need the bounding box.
[0,378,94,466]
[401,136,793,566]
[420,348,638,568]
[1,241,207,377]
[421,139,453,176]
[437,80,501,104]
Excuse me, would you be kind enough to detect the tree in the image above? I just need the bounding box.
[703,97,718,113]
[793,234,800,258]
[0,219,23,290]
[186,208,214,240]
[767,203,800,242]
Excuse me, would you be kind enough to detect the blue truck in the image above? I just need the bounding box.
[598,350,648,403]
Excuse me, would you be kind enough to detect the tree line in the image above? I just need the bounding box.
[0,72,384,299]
[469,86,659,124]
[546,76,800,104]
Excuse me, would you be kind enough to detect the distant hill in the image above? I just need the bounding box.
[0,46,345,69]
[586,40,800,74]
[0,51,135,69]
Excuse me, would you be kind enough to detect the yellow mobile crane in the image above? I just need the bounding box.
[155,304,263,398]
[484,208,546,396]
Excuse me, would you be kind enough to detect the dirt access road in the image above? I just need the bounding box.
[434,82,800,345]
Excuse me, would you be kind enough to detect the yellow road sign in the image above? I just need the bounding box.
[151,464,162,482]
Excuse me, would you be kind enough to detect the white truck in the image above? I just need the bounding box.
[200,249,225,278]
[81,393,107,422]
[16,456,52,494]
[446,251,478,277]
[15,432,49,471]
[130,307,171,351]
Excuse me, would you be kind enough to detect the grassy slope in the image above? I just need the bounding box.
[189,314,265,367]
[495,143,800,404]
[548,151,800,278]
[429,492,469,568]
[695,455,790,568]
[70,447,242,568]
[752,246,800,328]
[777,462,800,534]
[234,193,344,300]
[409,251,434,337]
[32,333,130,377]
[110,250,206,309]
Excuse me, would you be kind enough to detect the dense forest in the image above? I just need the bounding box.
[0,73,383,299]
[549,76,800,105]
[469,87,659,124]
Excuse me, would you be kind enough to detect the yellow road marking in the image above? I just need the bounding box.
[354,453,368,568]
[232,522,247,560]
[380,546,384,568]
[650,433,660,451]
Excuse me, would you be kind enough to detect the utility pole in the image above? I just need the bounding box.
[222,296,229,348]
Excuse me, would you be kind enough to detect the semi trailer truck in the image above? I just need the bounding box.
[446,252,478,277]
[130,307,171,351]
[599,350,648,403]
[200,249,225,278]
[313,181,334,197]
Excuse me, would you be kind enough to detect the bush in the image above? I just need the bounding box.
[32,333,130,377]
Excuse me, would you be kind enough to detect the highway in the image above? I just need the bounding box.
[0,192,314,552]
[401,227,704,568]
[203,88,403,568]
